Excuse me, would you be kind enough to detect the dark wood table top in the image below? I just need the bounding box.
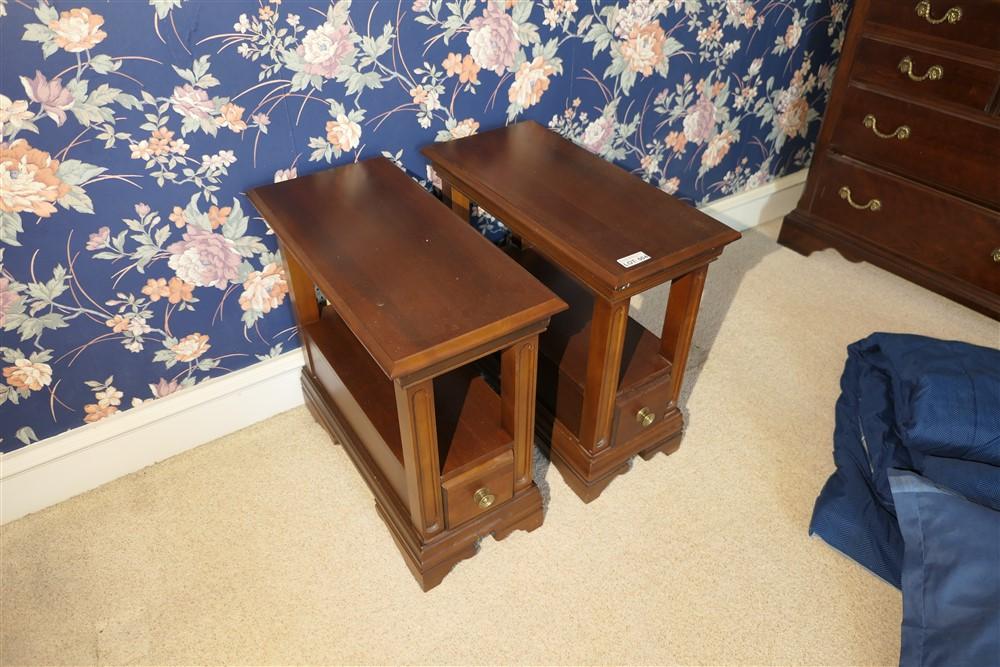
[422,120,741,294]
[248,157,565,380]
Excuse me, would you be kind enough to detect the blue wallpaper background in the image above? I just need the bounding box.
[0,0,848,452]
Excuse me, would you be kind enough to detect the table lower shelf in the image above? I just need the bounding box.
[507,246,674,442]
[302,307,514,499]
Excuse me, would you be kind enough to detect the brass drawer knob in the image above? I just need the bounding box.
[863,114,910,140]
[636,407,656,428]
[839,186,882,212]
[898,56,943,82]
[992,248,1000,263]
[914,0,962,24]
[473,487,496,509]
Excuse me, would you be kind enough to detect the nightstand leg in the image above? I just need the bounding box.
[394,379,445,539]
[280,244,320,368]
[578,298,629,452]
[501,335,539,493]
[659,265,708,403]
[441,180,472,222]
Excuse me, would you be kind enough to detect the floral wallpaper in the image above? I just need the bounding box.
[0,0,847,453]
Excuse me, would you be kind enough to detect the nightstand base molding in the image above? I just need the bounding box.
[536,402,685,503]
[303,369,544,591]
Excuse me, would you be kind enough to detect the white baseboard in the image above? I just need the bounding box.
[698,169,806,231]
[630,168,806,332]
[0,350,306,524]
[0,168,807,525]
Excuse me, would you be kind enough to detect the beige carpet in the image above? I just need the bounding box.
[3,221,998,666]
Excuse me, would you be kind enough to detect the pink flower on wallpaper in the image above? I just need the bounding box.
[167,227,242,289]
[20,71,74,127]
[659,176,680,195]
[449,118,479,139]
[0,139,71,218]
[3,358,52,392]
[777,95,809,138]
[86,226,110,250]
[682,96,717,144]
[48,7,107,53]
[239,263,288,314]
[274,167,298,182]
[701,129,734,169]
[149,378,182,399]
[467,1,519,74]
[581,115,615,154]
[171,333,211,362]
[621,23,666,76]
[508,57,555,108]
[170,84,215,121]
[298,20,357,78]
[0,277,21,328]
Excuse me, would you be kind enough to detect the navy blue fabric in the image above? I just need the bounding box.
[809,333,1000,588]
[889,469,1000,667]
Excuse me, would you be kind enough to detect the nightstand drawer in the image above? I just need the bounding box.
[851,37,1000,113]
[441,449,514,528]
[866,0,1000,53]
[830,86,1000,207]
[612,375,674,448]
[812,156,1000,295]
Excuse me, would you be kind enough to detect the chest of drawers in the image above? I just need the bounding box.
[779,0,1000,318]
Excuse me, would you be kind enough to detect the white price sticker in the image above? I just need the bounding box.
[616,251,651,268]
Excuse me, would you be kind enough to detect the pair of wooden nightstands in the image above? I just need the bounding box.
[248,121,740,590]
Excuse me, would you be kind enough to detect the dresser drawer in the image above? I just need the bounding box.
[830,86,1000,207]
[866,0,1000,53]
[812,156,1000,295]
[851,37,1000,112]
[441,449,513,528]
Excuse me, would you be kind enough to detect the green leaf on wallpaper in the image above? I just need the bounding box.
[584,21,611,57]
[345,71,383,95]
[15,313,68,341]
[116,93,142,111]
[517,22,540,47]
[90,54,120,75]
[22,22,54,45]
[232,236,266,257]
[153,225,172,248]
[236,261,255,283]
[58,160,106,186]
[0,385,16,407]
[15,427,38,446]
[150,0,183,20]
[60,186,95,215]
[511,0,532,24]
[26,265,68,304]
[33,2,58,24]
[221,201,248,239]
[0,212,23,246]
[196,358,220,372]
[290,71,311,92]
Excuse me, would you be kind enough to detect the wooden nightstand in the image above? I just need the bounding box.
[248,158,566,590]
[423,121,741,502]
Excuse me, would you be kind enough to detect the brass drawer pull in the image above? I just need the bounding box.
[839,187,882,212]
[898,56,943,82]
[473,487,496,509]
[863,114,911,140]
[992,247,1000,263]
[914,0,962,24]
[636,407,656,428]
